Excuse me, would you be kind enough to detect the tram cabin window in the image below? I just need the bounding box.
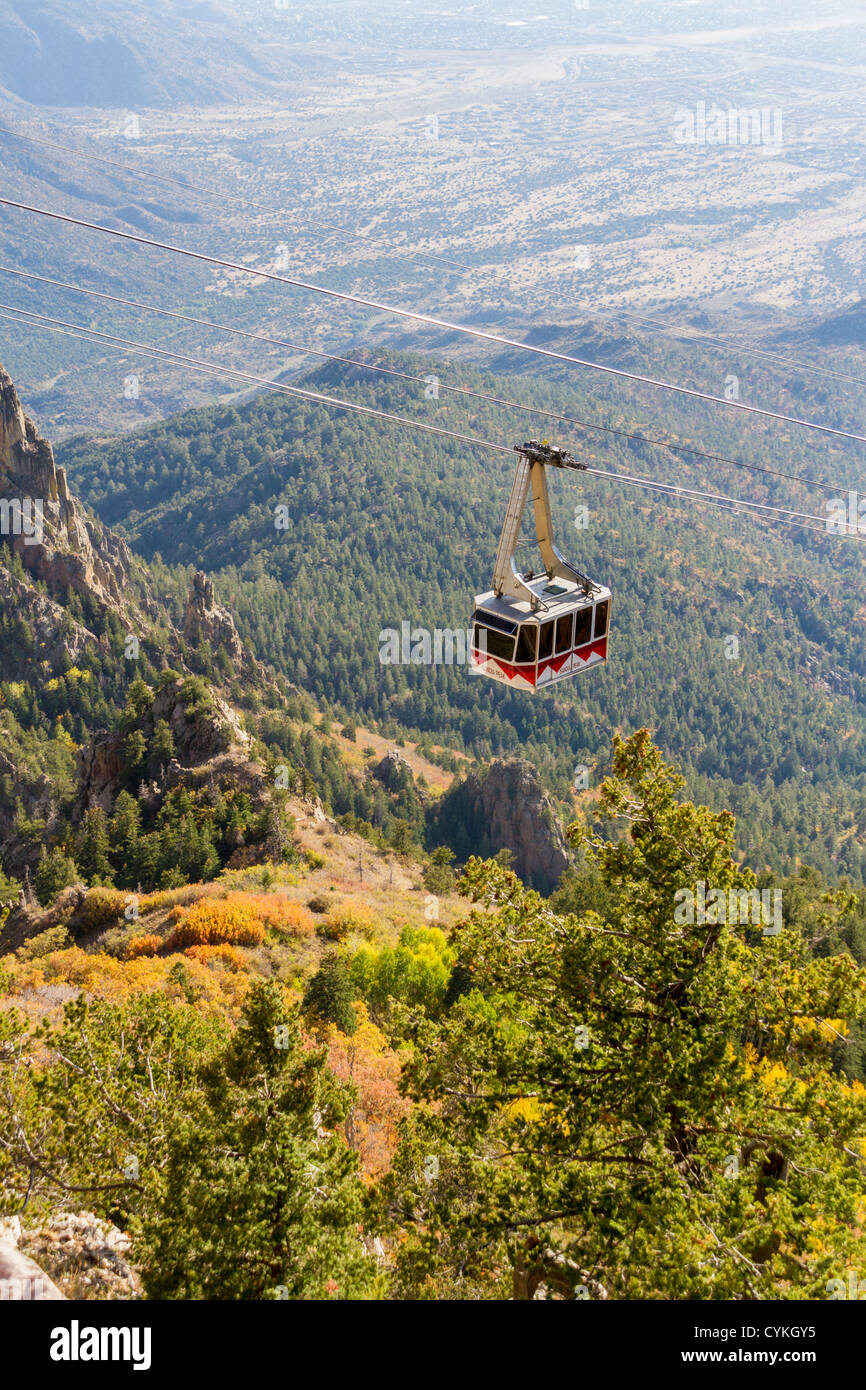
[594,601,610,639]
[515,624,538,665]
[555,613,574,654]
[538,620,555,662]
[473,624,516,662]
[574,605,592,647]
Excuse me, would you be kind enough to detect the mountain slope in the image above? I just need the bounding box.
[57,352,866,886]
[0,360,569,913]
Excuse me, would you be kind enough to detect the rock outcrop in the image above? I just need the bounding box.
[0,364,134,610]
[0,360,282,891]
[0,1237,66,1300]
[184,570,251,673]
[373,748,413,786]
[0,1211,139,1300]
[76,676,254,815]
[0,565,97,669]
[432,758,569,895]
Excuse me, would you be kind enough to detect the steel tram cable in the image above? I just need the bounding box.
[0,304,512,457]
[0,303,847,540]
[0,262,849,497]
[2,195,866,447]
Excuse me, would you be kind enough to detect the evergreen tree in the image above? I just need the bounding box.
[138,981,377,1299]
[111,790,142,854]
[124,678,153,723]
[388,818,414,854]
[380,731,866,1300]
[34,846,79,907]
[423,845,455,895]
[75,807,114,886]
[303,953,358,1035]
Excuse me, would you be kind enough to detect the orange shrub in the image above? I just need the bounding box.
[184,944,248,972]
[126,934,163,960]
[227,893,315,936]
[165,897,265,949]
[327,1004,410,1179]
[166,892,313,945]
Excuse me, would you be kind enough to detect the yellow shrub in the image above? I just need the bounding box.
[166,897,265,949]
[76,888,129,931]
[6,945,249,1018]
[320,900,376,942]
[140,882,223,915]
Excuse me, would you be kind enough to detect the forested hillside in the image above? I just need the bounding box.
[58,349,866,885]
[3,731,866,1302]
[3,357,866,1306]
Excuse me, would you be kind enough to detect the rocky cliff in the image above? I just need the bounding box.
[76,676,257,817]
[431,758,569,895]
[0,362,272,886]
[183,570,252,674]
[0,366,253,673]
[0,365,134,611]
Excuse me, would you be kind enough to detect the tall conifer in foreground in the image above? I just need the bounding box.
[381,730,866,1299]
[139,980,378,1299]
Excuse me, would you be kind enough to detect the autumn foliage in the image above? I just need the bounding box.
[164,891,315,950]
[76,888,129,930]
[233,894,315,936]
[319,900,376,942]
[184,944,249,972]
[126,935,163,960]
[327,1003,410,1179]
[166,898,266,949]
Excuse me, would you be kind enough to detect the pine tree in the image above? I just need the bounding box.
[381,731,866,1300]
[138,981,377,1299]
[123,678,153,724]
[75,807,114,886]
[120,730,147,778]
[111,790,141,853]
[303,953,358,1036]
[423,845,455,895]
[34,846,79,907]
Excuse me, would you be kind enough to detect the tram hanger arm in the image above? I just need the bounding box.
[515,439,588,471]
[493,441,594,607]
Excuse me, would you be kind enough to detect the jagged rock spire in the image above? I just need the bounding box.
[183,569,250,671]
[0,362,132,608]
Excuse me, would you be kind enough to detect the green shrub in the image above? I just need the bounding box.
[73,887,129,934]
[16,925,71,960]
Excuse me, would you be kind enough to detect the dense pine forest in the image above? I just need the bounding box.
[56,347,866,886]
[3,319,866,1311]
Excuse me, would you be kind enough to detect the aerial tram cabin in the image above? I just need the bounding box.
[471,440,610,691]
